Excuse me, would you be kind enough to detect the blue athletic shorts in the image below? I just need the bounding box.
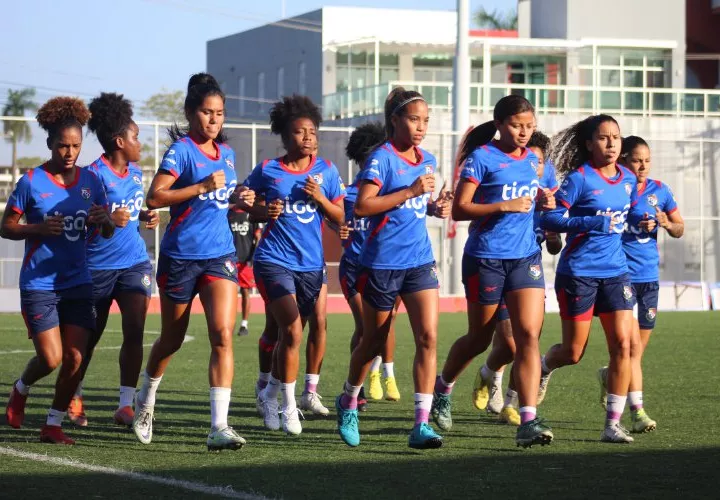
[356,262,439,312]
[157,253,237,304]
[339,255,361,300]
[633,281,659,329]
[462,251,545,305]
[253,261,323,318]
[556,273,636,321]
[21,284,95,337]
[91,260,153,302]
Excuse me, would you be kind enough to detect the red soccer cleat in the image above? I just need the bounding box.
[40,425,75,445]
[5,382,27,429]
[67,396,88,427]
[113,406,134,427]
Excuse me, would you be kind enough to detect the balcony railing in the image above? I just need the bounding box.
[323,81,720,120]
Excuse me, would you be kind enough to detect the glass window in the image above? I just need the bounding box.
[600,69,621,87]
[379,68,398,84]
[598,48,621,66]
[623,70,643,87]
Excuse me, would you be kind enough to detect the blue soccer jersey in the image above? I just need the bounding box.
[541,160,559,191]
[244,156,346,272]
[622,178,678,282]
[542,164,637,278]
[461,143,541,260]
[8,164,109,291]
[357,142,436,270]
[86,156,149,270]
[342,175,371,263]
[158,137,237,260]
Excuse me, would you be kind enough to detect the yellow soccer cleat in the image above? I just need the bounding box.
[472,368,490,410]
[499,406,521,426]
[384,377,400,401]
[368,370,383,401]
[631,408,657,433]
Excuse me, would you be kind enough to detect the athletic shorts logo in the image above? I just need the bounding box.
[625,183,633,196]
[647,194,658,207]
[646,308,657,321]
[623,285,633,301]
[81,188,91,200]
[528,264,542,280]
[141,275,151,288]
[224,259,236,276]
[133,175,143,185]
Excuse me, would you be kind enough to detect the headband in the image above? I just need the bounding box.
[391,96,425,116]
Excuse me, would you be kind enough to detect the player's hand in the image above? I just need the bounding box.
[88,204,111,226]
[267,199,283,220]
[111,206,130,228]
[144,210,159,230]
[41,214,64,236]
[639,212,657,233]
[303,175,324,202]
[655,206,670,229]
[199,170,225,194]
[546,231,561,244]
[539,189,556,210]
[236,186,255,207]
[339,224,352,240]
[503,196,533,213]
[410,174,435,197]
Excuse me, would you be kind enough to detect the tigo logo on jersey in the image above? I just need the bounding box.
[142,275,151,288]
[231,221,250,236]
[647,194,658,207]
[623,285,633,301]
[598,204,630,234]
[528,264,542,280]
[81,188,91,200]
[502,179,540,201]
[199,180,237,209]
[111,190,145,221]
[46,210,88,242]
[397,192,431,218]
[284,199,319,224]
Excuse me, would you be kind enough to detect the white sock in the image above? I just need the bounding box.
[257,371,271,388]
[119,386,135,409]
[281,381,297,412]
[15,379,30,396]
[504,388,518,408]
[137,371,162,409]
[541,356,553,375]
[606,394,627,426]
[628,391,643,410]
[370,356,382,373]
[46,408,65,427]
[382,362,395,379]
[492,370,504,386]
[74,380,83,398]
[263,376,281,400]
[209,387,231,431]
[480,363,493,382]
[241,319,248,328]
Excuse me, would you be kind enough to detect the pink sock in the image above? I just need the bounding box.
[434,376,454,395]
[340,381,361,410]
[304,374,319,394]
[414,393,433,425]
[520,406,536,424]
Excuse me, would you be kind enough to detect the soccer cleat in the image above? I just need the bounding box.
[408,422,443,449]
[516,417,553,448]
[6,382,27,429]
[114,406,134,427]
[281,407,304,435]
[207,426,246,451]
[357,386,368,412]
[368,371,383,400]
[335,396,360,447]
[486,382,503,415]
[384,377,401,401]
[132,406,154,445]
[601,422,634,443]
[597,366,608,410]
[499,406,521,426]
[237,325,249,337]
[40,425,75,445]
[67,396,88,427]
[537,372,553,405]
[259,394,280,431]
[472,368,491,411]
[431,392,453,431]
[631,409,657,433]
[300,391,330,416]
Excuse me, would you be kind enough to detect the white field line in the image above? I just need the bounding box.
[0,446,269,500]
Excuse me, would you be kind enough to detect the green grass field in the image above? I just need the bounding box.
[1,311,719,499]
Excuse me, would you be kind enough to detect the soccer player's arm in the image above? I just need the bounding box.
[540,172,610,233]
[355,155,423,217]
[452,152,517,220]
[240,163,271,222]
[660,185,684,238]
[308,166,345,226]
[91,175,115,239]
[544,232,563,255]
[0,175,52,240]
[146,146,214,209]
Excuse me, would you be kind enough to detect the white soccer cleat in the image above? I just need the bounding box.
[600,422,634,443]
[486,382,504,415]
[537,372,553,405]
[281,407,304,435]
[299,391,330,416]
[260,395,280,431]
[132,406,154,445]
[207,426,246,452]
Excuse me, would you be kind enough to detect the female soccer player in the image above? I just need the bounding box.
[3,97,113,444]
[539,114,637,443]
[335,87,451,449]
[342,122,401,406]
[65,92,159,428]
[598,136,684,433]
[247,95,345,435]
[470,131,562,426]
[430,95,555,448]
[132,73,254,451]
[228,204,259,337]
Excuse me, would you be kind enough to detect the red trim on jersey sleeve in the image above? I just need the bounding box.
[559,199,571,210]
[261,159,271,169]
[27,169,34,181]
[366,177,383,188]
[86,227,100,244]
[464,176,480,185]
[159,168,179,179]
[666,207,679,215]
[563,232,588,257]
[262,219,276,238]
[366,215,390,243]
[43,165,81,189]
[168,207,192,232]
[653,179,662,188]
[578,166,586,176]
[547,186,559,194]
[10,206,23,215]
[331,194,346,204]
[22,242,41,269]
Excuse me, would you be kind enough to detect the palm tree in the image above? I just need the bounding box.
[473,6,518,30]
[2,88,37,184]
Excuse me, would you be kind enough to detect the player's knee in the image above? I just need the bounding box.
[280,324,303,349]
[62,347,84,371]
[609,336,631,359]
[209,327,234,349]
[415,329,437,351]
[43,350,63,371]
[566,346,585,365]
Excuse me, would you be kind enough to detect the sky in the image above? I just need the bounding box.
[0,0,515,111]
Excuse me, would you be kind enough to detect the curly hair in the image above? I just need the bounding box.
[383,86,424,139]
[169,72,227,143]
[269,94,322,138]
[345,121,385,166]
[88,92,134,153]
[620,135,649,163]
[36,97,90,139]
[550,114,619,176]
[527,130,551,159]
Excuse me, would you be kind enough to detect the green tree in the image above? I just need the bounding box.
[2,88,37,184]
[140,89,185,123]
[16,156,45,169]
[473,6,518,30]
